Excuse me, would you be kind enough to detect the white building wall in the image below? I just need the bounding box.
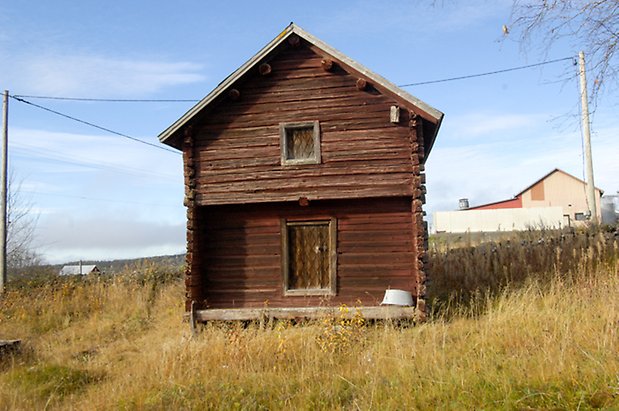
[433,207,564,233]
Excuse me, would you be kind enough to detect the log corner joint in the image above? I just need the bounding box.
[321,58,334,72]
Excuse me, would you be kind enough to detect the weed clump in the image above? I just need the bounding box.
[316,304,366,354]
[428,226,619,315]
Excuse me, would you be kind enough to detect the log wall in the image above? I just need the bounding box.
[198,197,417,309]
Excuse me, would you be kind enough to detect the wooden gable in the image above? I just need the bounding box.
[160,24,443,154]
[162,25,443,206]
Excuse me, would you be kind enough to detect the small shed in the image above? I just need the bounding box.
[59,264,100,276]
[159,24,443,321]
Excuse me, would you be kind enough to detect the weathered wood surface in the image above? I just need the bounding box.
[197,197,417,309]
[410,113,428,320]
[191,306,417,321]
[191,46,420,206]
[183,128,205,311]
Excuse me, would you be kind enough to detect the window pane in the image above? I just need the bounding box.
[286,127,315,160]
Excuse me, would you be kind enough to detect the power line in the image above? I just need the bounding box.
[19,189,181,207]
[12,95,200,103]
[9,95,180,155]
[10,57,578,104]
[11,144,178,181]
[398,57,575,87]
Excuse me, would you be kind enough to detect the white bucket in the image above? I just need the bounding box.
[380,289,414,306]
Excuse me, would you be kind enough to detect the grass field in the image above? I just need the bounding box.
[1,228,618,410]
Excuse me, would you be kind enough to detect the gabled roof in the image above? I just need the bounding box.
[59,265,99,276]
[516,168,603,197]
[159,23,444,153]
[470,168,603,209]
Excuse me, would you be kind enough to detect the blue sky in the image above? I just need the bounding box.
[1,1,618,263]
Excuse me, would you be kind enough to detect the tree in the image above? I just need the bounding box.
[506,1,619,104]
[7,173,41,270]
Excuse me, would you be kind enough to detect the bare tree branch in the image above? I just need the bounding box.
[507,0,619,105]
[7,172,41,270]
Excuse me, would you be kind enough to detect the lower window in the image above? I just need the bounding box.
[281,218,337,296]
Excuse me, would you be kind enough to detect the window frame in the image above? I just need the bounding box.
[280,121,321,166]
[281,217,337,296]
[574,212,587,221]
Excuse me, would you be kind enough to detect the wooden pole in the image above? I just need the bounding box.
[578,51,598,223]
[0,90,8,294]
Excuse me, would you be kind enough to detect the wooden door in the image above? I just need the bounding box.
[283,219,336,296]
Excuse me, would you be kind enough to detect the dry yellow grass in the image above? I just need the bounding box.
[1,232,618,410]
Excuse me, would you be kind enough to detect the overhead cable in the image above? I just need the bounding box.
[11,57,577,103]
[11,144,178,181]
[19,189,180,207]
[398,57,575,87]
[12,95,200,103]
[9,96,180,155]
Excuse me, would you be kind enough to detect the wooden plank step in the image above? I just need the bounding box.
[188,306,417,321]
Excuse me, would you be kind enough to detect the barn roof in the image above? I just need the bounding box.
[159,23,444,153]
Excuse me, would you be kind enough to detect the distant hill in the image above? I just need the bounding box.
[8,254,186,279]
[61,254,185,274]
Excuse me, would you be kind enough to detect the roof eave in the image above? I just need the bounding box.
[423,113,444,161]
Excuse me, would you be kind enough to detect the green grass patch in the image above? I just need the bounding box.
[6,363,102,401]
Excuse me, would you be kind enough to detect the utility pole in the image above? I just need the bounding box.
[0,90,8,294]
[578,51,598,224]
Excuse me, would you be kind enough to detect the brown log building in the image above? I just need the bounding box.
[159,24,444,321]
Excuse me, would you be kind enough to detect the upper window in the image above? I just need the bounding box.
[280,121,321,165]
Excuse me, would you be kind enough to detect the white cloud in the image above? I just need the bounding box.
[10,127,182,183]
[446,112,547,139]
[8,126,185,263]
[4,52,206,97]
[34,214,185,264]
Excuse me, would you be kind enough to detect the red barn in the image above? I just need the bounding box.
[159,24,443,321]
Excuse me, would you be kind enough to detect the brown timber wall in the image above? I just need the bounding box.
[199,197,416,309]
[192,45,416,206]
